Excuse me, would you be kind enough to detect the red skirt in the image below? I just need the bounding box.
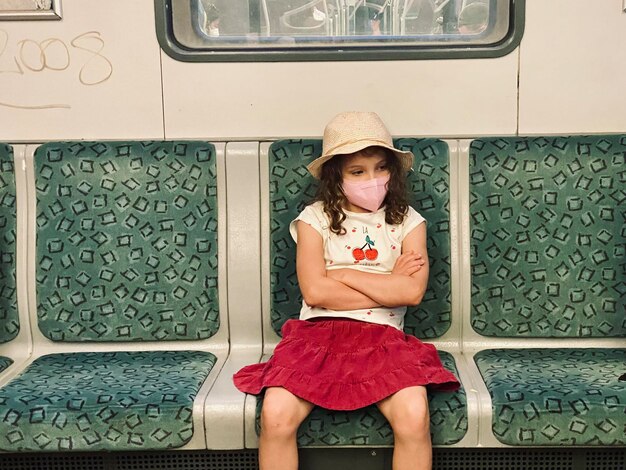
[233,318,460,411]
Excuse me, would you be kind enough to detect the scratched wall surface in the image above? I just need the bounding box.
[0,0,163,141]
[519,0,626,134]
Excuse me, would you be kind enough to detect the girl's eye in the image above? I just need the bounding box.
[351,170,363,176]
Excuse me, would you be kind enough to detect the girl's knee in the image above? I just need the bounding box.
[389,392,430,441]
[260,394,306,439]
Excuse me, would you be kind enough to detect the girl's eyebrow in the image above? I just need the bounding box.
[344,156,387,170]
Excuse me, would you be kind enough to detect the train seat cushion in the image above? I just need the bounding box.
[256,351,467,446]
[0,357,13,374]
[475,348,626,446]
[469,136,626,338]
[0,350,216,452]
[0,143,19,344]
[269,138,452,339]
[34,141,219,342]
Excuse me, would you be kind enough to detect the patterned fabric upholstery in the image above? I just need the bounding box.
[0,351,216,451]
[256,352,467,446]
[0,356,12,374]
[34,142,219,341]
[269,138,451,339]
[470,136,626,337]
[0,144,18,343]
[475,348,626,446]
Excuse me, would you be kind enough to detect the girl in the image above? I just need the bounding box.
[234,111,459,470]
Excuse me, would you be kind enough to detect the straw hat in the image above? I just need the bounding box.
[307,111,414,179]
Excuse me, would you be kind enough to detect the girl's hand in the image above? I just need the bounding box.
[392,251,425,277]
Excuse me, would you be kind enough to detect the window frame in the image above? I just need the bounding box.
[155,0,525,62]
[0,0,62,20]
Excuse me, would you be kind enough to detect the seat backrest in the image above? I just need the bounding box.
[268,138,452,339]
[0,143,18,345]
[34,141,219,342]
[469,136,625,338]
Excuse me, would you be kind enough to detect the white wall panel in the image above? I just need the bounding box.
[0,0,163,141]
[519,0,626,134]
[162,52,518,139]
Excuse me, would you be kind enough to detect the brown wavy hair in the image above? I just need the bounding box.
[315,146,410,235]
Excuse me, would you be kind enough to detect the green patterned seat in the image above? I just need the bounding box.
[475,349,626,446]
[470,136,626,446]
[0,144,18,343]
[269,138,452,339]
[263,139,466,446]
[469,136,625,337]
[0,351,216,451]
[0,141,221,452]
[257,351,467,446]
[34,141,219,341]
[0,357,12,374]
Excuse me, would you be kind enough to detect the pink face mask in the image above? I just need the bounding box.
[342,175,390,212]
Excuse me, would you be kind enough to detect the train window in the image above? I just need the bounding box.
[0,0,62,20]
[156,0,524,61]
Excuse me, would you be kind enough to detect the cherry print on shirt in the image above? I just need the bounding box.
[352,235,378,261]
[352,247,365,261]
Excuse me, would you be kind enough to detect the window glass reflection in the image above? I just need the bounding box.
[195,0,491,41]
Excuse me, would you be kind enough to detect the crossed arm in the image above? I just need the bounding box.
[295,221,429,310]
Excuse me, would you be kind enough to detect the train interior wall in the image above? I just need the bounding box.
[0,0,625,142]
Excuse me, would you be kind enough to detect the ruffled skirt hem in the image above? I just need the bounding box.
[233,319,460,411]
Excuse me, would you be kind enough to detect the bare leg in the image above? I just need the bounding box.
[377,386,432,470]
[259,387,315,470]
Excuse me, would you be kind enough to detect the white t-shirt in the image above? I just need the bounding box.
[289,201,426,330]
